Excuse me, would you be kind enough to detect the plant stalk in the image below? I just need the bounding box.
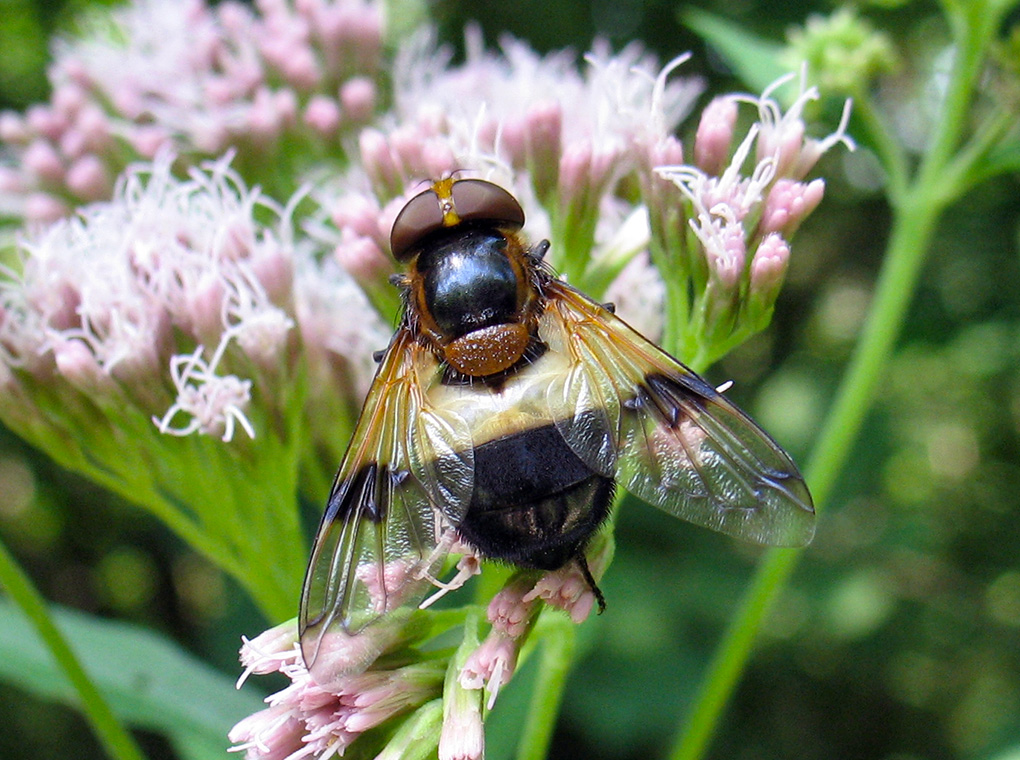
[0,537,146,760]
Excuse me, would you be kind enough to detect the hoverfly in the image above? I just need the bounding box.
[300,178,815,678]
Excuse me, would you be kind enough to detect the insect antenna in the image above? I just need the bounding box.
[527,240,551,261]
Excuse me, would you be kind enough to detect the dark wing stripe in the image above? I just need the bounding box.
[544,279,815,547]
[299,330,473,679]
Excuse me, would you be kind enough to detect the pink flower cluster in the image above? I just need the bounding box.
[230,535,612,760]
[0,0,382,224]
[652,74,853,364]
[0,154,386,445]
[230,621,446,760]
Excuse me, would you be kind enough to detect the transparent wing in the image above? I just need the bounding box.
[544,280,815,547]
[299,329,473,678]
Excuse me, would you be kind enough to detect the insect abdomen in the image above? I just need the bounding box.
[456,421,613,570]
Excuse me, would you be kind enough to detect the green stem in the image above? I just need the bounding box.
[515,612,577,760]
[668,189,942,760]
[0,536,146,760]
[666,6,1007,758]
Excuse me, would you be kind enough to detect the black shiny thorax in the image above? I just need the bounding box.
[414,227,522,340]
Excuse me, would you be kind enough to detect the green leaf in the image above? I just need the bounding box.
[0,600,265,757]
[962,139,1020,188]
[681,8,788,92]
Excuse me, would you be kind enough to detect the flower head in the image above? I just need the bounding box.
[229,619,446,760]
[784,7,898,96]
[0,0,385,223]
[0,152,384,616]
[653,72,852,365]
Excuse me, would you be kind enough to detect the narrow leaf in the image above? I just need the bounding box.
[0,600,265,753]
[962,139,1020,188]
[681,8,788,92]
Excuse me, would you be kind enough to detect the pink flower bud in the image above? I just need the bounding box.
[65,155,111,201]
[24,192,68,223]
[761,178,825,236]
[53,338,110,394]
[202,75,235,107]
[252,250,295,306]
[694,96,738,176]
[76,105,111,152]
[390,125,426,178]
[342,8,383,73]
[187,274,226,346]
[359,128,401,196]
[110,85,146,122]
[487,579,538,639]
[649,134,684,168]
[498,118,526,164]
[339,77,376,124]
[759,114,807,180]
[24,139,65,183]
[523,565,597,624]
[334,235,390,285]
[303,95,341,136]
[420,140,457,181]
[273,88,299,128]
[558,139,592,200]
[306,619,407,690]
[192,121,230,154]
[705,222,746,290]
[378,195,407,243]
[247,87,291,144]
[239,619,300,677]
[0,111,28,144]
[460,633,519,708]
[283,46,323,91]
[54,56,91,89]
[129,126,172,158]
[52,83,87,120]
[0,167,25,193]
[439,689,484,760]
[26,105,65,141]
[331,194,382,240]
[750,232,790,298]
[59,128,88,160]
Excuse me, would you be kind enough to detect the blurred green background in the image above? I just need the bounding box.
[1,1,1019,759]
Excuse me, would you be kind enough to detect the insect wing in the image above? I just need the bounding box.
[545,281,815,547]
[299,330,473,677]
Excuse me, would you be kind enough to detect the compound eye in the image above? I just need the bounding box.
[390,187,445,262]
[449,179,525,230]
[388,179,527,262]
